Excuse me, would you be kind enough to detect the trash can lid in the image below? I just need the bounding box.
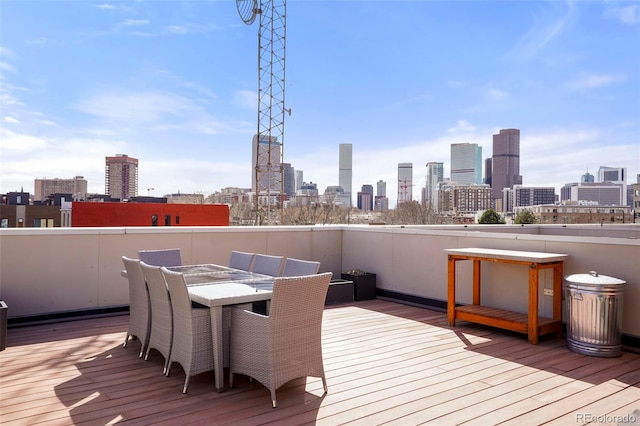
[565,271,626,286]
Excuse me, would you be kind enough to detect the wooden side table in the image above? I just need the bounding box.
[445,248,568,344]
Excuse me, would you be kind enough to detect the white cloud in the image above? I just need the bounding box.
[231,90,257,110]
[486,88,510,101]
[25,37,49,45]
[448,120,477,134]
[74,90,196,123]
[604,4,640,25]
[0,128,48,153]
[120,19,150,27]
[0,61,16,73]
[508,1,577,62]
[3,116,19,124]
[39,119,58,126]
[567,73,618,90]
[94,3,116,10]
[0,46,16,57]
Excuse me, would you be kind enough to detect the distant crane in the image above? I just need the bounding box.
[236,0,287,225]
[147,188,155,196]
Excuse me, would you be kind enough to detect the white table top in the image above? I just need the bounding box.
[188,280,273,307]
[444,247,568,263]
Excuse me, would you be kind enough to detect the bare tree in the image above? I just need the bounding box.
[381,201,445,225]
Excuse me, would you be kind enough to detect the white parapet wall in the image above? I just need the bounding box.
[0,224,638,339]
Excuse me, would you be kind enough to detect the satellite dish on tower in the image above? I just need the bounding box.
[236,0,258,25]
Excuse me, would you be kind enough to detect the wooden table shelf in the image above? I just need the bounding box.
[446,248,568,344]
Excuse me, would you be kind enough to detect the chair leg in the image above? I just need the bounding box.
[144,346,151,361]
[322,376,328,395]
[271,389,277,408]
[183,376,190,394]
[164,359,171,376]
[229,372,234,388]
[123,334,129,348]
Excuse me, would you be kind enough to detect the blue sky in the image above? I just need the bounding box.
[1,0,638,206]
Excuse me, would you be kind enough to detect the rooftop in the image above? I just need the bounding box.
[2,300,639,425]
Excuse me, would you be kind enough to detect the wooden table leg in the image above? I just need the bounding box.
[447,256,456,326]
[472,259,481,305]
[553,262,563,338]
[528,264,539,344]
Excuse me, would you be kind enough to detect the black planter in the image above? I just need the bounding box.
[341,272,376,301]
[326,279,354,305]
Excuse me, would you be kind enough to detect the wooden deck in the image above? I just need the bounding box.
[2,299,639,425]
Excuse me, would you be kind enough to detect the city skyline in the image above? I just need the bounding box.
[1,1,638,207]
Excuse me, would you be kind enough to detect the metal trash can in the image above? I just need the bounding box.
[0,300,7,351]
[565,271,625,357]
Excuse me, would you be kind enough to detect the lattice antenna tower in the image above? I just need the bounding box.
[236,0,288,225]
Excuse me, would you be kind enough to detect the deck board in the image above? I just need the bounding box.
[1,299,639,425]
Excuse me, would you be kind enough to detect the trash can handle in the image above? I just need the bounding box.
[589,271,598,277]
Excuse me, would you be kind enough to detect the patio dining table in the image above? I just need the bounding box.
[124,263,274,392]
[165,264,275,391]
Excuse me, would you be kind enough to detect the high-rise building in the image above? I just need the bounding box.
[425,162,444,210]
[252,134,282,194]
[376,180,386,198]
[581,171,595,183]
[34,176,88,202]
[484,158,492,186]
[397,163,413,205]
[295,170,303,192]
[358,184,374,211]
[451,143,482,186]
[282,163,295,197]
[491,129,522,202]
[105,154,138,200]
[339,144,353,205]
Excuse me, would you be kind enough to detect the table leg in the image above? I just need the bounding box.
[472,259,481,305]
[210,306,225,392]
[447,256,456,326]
[528,264,539,344]
[552,262,563,338]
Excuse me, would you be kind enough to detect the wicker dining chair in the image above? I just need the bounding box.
[250,254,285,277]
[161,267,217,394]
[122,256,151,358]
[229,272,333,408]
[138,248,182,267]
[280,258,321,277]
[140,262,173,375]
[228,251,256,271]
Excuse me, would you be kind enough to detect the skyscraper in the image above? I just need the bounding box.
[105,154,138,200]
[425,162,444,209]
[282,163,295,197]
[339,144,352,205]
[358,184,374,211]
[397,163,413,205]
[491,129,522,202]
[581,171,595,183]
[295,170,303,192]
[451,143,482,185]
[376,180,386,197]
[252,134,282,194]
